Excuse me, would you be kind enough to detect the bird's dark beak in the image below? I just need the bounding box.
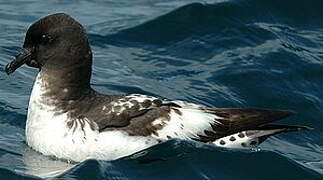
[5,48,32,75]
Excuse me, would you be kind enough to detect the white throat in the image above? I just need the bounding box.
[26,72,68,149]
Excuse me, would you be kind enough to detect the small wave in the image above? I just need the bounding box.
[58,140,321,180]
[102,0,323,45]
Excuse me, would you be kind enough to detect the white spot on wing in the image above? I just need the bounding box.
[151,119,164,126]
[107,94,159,115]
[170,100,205,109]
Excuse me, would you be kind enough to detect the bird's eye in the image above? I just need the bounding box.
[41,34,53,43]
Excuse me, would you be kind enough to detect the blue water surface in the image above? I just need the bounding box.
[0,0,323,179]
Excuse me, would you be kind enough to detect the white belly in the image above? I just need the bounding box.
[26,73,158,162]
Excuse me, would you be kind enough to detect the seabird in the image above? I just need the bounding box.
[5,13,311,162]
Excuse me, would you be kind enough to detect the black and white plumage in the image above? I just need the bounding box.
[5,13,311,162]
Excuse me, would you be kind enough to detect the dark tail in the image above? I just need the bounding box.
[205,108,296,138]
[251,124,313,144]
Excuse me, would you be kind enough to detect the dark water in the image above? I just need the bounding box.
[0,0,323,179]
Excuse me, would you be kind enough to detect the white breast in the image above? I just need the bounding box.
[26,72,158,162]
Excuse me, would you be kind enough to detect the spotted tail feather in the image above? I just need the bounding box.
[213,124,312,148]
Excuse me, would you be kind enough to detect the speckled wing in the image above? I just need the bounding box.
[85,94,177,132]
[86,94,295,143]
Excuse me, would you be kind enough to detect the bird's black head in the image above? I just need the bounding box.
[5,13,92,75]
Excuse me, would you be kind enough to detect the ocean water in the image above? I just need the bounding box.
[0,0,323,179]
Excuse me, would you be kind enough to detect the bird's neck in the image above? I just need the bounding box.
[35,65,93,102]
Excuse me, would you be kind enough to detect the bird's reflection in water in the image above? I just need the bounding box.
[21,147,76,178]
